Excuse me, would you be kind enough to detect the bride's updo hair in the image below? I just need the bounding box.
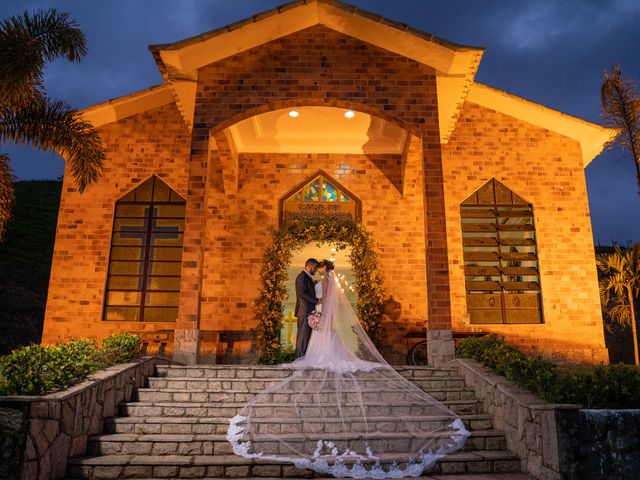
[318,259,335,271]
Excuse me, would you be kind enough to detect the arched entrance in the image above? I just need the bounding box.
[254,218,386,364]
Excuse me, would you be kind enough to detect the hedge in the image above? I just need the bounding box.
[0,333,142,396]
[456,334,640,409]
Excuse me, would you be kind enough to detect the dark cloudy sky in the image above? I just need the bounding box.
[2,0,639,244]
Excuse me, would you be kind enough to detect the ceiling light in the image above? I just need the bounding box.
[288,110,300,118]
[344,110,355,119]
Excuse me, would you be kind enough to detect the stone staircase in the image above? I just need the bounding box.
[65,365,533,479]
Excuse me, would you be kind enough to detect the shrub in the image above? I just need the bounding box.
[262,341,296,365]
[0,333,142,396]
[100,333,142,365]
[0,344,58,395]
[456,334,640,409]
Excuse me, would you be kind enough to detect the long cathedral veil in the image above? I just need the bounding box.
[227,271,469,478]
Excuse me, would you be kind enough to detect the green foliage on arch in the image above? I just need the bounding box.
[255,218,386,364]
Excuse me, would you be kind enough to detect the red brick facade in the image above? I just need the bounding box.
[42,19,609,363]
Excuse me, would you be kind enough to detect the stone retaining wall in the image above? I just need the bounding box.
[452,358,572,480]
[556,408,640,480]
[0,355,166,480]
[453,358,640,480]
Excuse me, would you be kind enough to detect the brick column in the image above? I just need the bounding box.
[423,137,454,364]
[174,134,209,365]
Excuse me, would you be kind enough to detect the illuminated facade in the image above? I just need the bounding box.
[42,0,614,364]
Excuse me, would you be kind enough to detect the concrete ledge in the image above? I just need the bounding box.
[451,358,580,480]
[452,358,640,480]
[0,355,168,480]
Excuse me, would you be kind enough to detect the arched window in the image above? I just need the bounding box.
[280,171,360,226]
[103,176,185,322]
[461,179,542,324]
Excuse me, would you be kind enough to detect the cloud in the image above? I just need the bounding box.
[1,0,638,241]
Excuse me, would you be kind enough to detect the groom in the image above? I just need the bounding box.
[294,258,319,358]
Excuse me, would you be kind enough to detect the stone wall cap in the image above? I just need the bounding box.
[0,356,160,402]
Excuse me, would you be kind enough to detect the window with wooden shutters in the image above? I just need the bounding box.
[461,179,542,324]
[103,176,185,322]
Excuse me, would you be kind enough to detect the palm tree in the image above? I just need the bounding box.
[601,65,640,197]
[597,244,640,365]
[0,9,104,239]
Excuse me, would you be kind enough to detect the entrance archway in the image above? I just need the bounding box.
[255,218,386,364]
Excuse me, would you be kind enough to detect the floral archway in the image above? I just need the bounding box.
[255,218,386,363]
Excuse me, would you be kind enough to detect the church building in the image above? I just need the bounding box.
[41,0,614,365]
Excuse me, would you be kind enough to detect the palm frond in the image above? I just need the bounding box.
[0,153,15,240]
[0,98,103,191]
[0,9,87,108]
[597,245,640,328]
[601,65,640,196]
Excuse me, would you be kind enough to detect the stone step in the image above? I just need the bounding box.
[134,387,477,403]
[146,376,469,391]
[118,399,482,418]
[87,429,507,456]
[66,451,521,479]
[155,365,461,380]
[105,414,495,435]
[65,476,536,480]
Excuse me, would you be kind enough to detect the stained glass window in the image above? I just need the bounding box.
[461,179,542,324]
[103,176,185,322]
[282,173,359,225]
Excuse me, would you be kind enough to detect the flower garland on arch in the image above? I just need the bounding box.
[255,218,387,364]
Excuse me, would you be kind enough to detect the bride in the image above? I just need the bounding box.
[227,259,469,478]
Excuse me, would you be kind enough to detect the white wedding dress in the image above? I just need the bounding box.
[227,271,469,478]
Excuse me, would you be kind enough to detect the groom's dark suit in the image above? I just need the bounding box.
[294,270,318,358]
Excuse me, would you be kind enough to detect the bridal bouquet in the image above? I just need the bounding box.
[307,310,322,330]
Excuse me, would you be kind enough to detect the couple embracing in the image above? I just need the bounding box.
[294,257,328,359]
[227,256,470,478]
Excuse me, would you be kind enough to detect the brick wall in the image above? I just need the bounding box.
[442,102,608,363]
[197,150,428,358]
[185,25,451,337]
[41,103,191,344]
[41,25,608,364]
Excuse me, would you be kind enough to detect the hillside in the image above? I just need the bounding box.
[0,180,62,355]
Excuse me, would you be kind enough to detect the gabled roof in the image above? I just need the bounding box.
[78,0,615,168]
[466,83,616,166]
[148,0,485,141]
[80,84,174,128]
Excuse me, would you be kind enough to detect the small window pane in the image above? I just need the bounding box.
[107,291,142,306]
[115,204,147,218]
[150,233,183,247]
[303,179,320,201]
[322,181,338,202]
[134,178,154,202]
[152,178,172,201]
[149,247,183,261]
[144,291,179,306]
[107,276,141,290]
[147,276,181,291]
[110,246,143,261]
[153,204,185,218]
[112,232,146,246]
[147,261,182,276]
[109,261,144,276]
[104,306,140,321]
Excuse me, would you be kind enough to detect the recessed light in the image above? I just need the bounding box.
[344,110,355,119]
[288,110,300,118]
